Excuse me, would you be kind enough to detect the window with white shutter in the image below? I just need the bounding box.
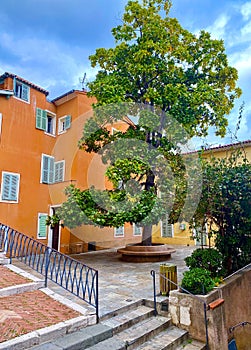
[37,213,47,239]
[0,172,20,202]
[54,160,65,183]
[41,155,54,184]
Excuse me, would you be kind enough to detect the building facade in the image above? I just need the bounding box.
[0,73,144,253]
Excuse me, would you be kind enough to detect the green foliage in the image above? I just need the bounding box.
[88,0,241,137]
[58,184,167,229]
[181,268,215,295]
[184,248,225,278]
[60,0,241,246]
[192,149,251,274]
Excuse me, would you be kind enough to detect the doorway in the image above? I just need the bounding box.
[48,206,61,251]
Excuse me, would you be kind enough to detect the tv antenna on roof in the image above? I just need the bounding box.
[79,73,87,91]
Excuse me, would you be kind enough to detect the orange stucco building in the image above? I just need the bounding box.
[0,72,143,254]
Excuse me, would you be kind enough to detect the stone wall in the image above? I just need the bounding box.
[169,265,251,350]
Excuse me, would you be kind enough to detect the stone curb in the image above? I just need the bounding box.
[0,281,45,297]
[0,314,96,350]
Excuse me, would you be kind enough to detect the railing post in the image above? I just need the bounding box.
[44,247,50,287]
[96,271,99,323]
[9,230,15,264]
[150,270,157,316]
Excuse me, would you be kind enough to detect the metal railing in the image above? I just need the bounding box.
[0,223,99,322]
[151,269,209,350]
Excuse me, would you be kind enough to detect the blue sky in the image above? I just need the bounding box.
[1,0,251,145]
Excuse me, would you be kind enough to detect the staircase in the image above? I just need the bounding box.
[32,300,206,350]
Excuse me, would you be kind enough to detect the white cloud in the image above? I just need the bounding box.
[205,13,230,40]
[240,1,251,20]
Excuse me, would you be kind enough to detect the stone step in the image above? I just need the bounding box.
[86,315,171,350]
[102,304,155,334]
[100,299,145,321]
[112,315,171,349]
[176,339,207,350]
[133,325,188,350]
[32,323,113,350]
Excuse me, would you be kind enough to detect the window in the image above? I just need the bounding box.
[36,108,56,135]
[114,226,124,237]
[58,115,71,134]
[41,155,65,184]
[161,215,174,238]
[0,172,20,202]
[133,224,142,236]
[37,213,47,239]
[14,79,30,102]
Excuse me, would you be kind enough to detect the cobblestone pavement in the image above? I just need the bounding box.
[13,244,196,318]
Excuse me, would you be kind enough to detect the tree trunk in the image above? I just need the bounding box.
[142,225,152,246]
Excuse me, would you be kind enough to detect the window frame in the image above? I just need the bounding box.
[45,110,56,136]
[13,79,30,103]
[133,224,142,236]
[114,226,124,237]
[58,115,71,134]
[0,171,20,203]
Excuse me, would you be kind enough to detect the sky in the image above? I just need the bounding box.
[1,0,251,146]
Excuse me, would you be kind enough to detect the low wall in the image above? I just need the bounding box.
[169,265,251,350]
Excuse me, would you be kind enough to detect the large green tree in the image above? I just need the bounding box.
[59,0,241,245]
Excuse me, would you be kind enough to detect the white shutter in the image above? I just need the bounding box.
[54,161,65,183]
[41,155,54,184]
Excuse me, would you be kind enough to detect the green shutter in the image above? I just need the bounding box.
[36,108,46,131]
[21,84,29,101]
[38,214,47,238]
[65,115,71,129]
[2,173,19,201]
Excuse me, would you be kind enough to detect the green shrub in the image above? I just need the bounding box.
[181,268,215,295]
[184,248,225,278]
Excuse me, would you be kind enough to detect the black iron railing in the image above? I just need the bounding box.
[151,270,209,350]
[0,223,99,322]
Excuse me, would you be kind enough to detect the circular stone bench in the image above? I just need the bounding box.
[117,244,176,262]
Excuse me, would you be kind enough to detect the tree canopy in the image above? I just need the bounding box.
[59,0,241,245]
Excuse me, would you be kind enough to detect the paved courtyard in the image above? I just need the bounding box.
[13,244,196,318]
